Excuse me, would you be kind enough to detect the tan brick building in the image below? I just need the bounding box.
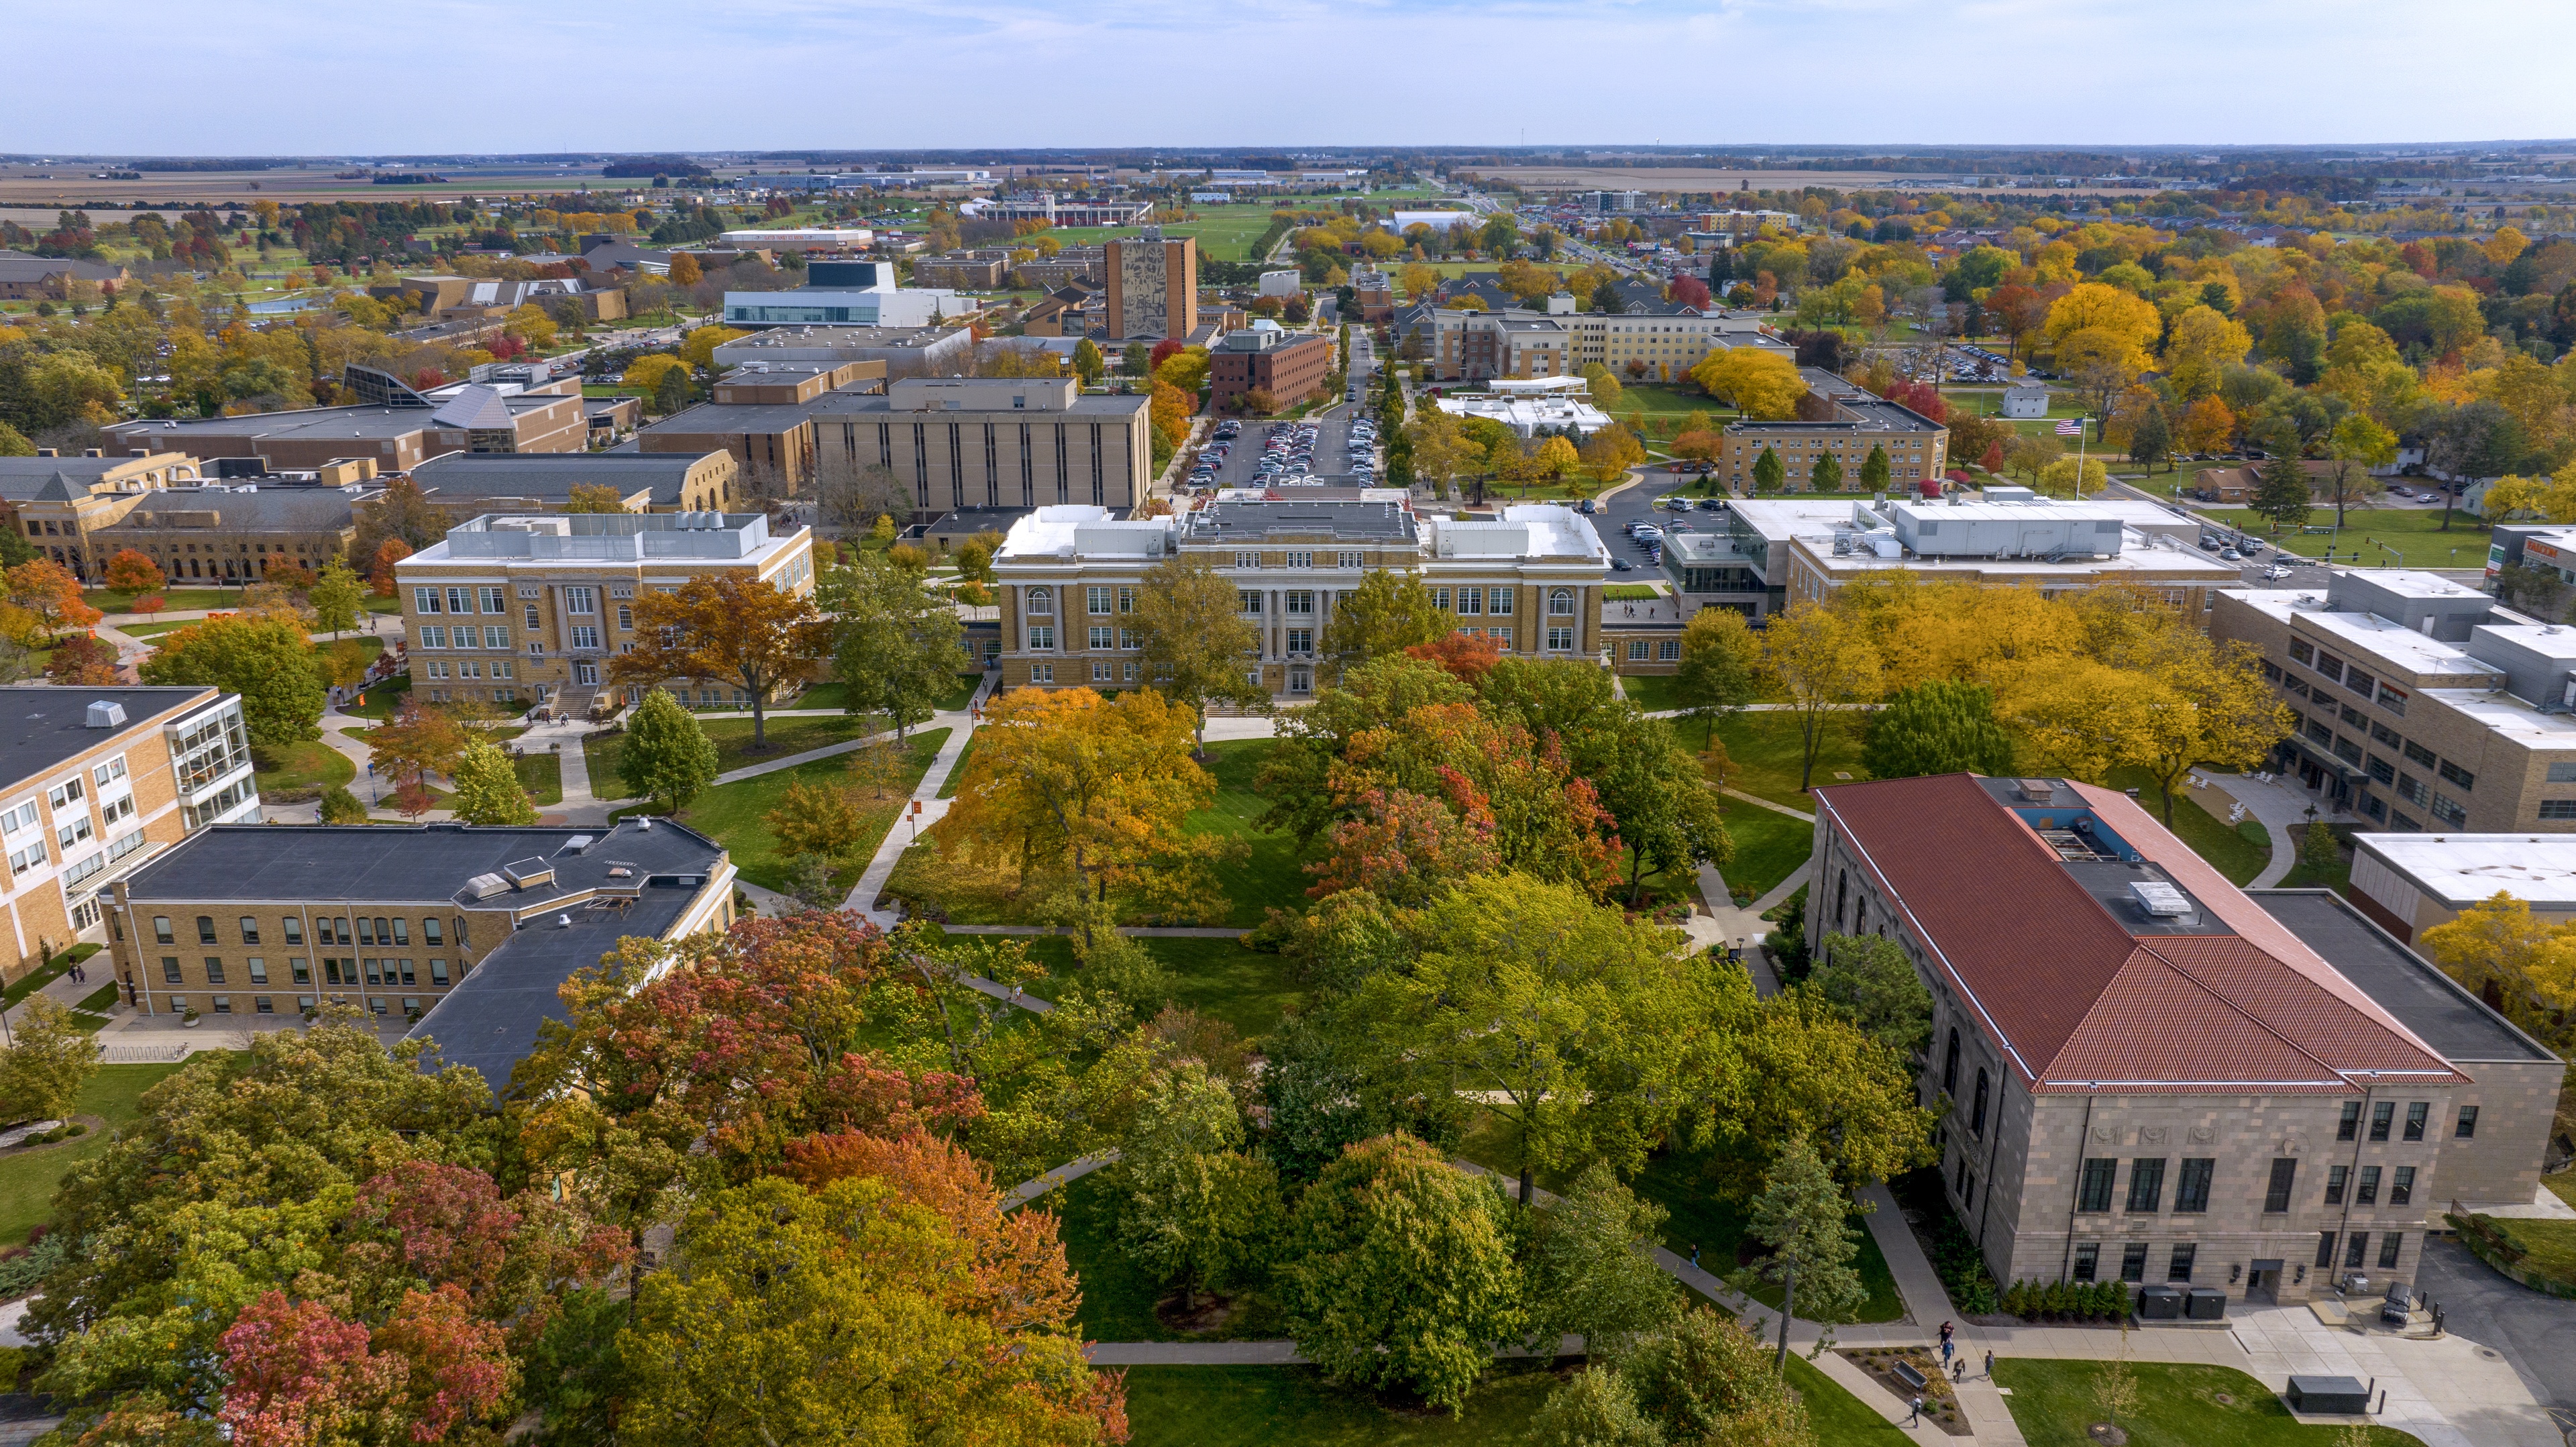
[637,361,889,492]
[393,510,817,715]
[813,377,1152,521]
[1815,773,2562,1309]
[103,819,733,1085]
[112,380,590,472]
[91,485,368,585]
[0,685,258,982]
[989,498,1609,700]
[1104,231,1197,341]
[1,451,205,582]
[1719,369,1950,492]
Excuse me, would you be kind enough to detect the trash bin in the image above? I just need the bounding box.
[2137,1285,2184,1320]
[2186,1287,2229,1321]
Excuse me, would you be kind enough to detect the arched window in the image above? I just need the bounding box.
[1971,1068,1990,1137]
[1943,1028,1962,1095]
[1548,588,1574,616]
[1026,586,1053,616]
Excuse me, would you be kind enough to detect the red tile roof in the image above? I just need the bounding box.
[1813,773,2461,1095]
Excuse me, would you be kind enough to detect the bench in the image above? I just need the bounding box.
[1890,1361,1929,1393]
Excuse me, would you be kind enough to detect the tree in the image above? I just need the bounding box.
[1578,423,1646,494]
[1071,337,1104,386]
[103,549,161,596]
[2041,282,2161,368]
[1627,1309,1816,1444]
[1358,875,1725,1206]
[1115,1061,1281,1314]
[619,686,721,812]
[621,1173,1124,1447]
[1404,408,1477,498]
[1280,1133,1522,1415]
[1529,1367,1665,1447]
[1576,706,1733,904]
[2037,455,2108,496]
[1945,413,2011,476]
[1751,446,1785,491]
[8,559,100,637]
[562,483,628,514]
[0,995,101,1122]
[666,253,702,287]
[2320,413,2398,526]
[1761,601,1881,791]
[1858,443,1891,492]
[367,539,411,598]
[1675,607,1762,747]
[611,574,829,752]
[447,740,537,826]
[138,614,323,745]
[1320,569,1458,676]
[308,558,363,639]
[320,785,368,823]
[2125,400,2172,472]
[822,551,967,740]
[352,476,449,564]
[1132,555,1267,747]
[366,705,468,792]
[764,776,865,863]
[1808,451,1843,492]
[2416,892,2576,1057]
[2250,452,2314,535]
[1689,348,1807,419]
[1860,678,2014,782]
[931,686,1225,924]
[1523,1163,1681,1361]
[1805,933,1933,1056]
[1733,1133,1866,1369]
[44,633,119,686]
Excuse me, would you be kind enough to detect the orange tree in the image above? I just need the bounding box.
[7,559,101,639]
[103,549,162,595]
[610,574,830,752]
[367,539,412,597]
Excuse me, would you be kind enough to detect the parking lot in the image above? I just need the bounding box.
[1186,414,1375,491]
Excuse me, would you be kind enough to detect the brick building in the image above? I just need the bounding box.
[1210,329,1334,412]
[112,382,589,472]
[1104,231,1197,341]
[812,377,1152,522]
[1,451,204,581]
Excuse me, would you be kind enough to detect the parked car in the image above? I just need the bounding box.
[1610,557,1633,571]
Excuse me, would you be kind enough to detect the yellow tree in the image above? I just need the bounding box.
[1760,600,1882,791]
[2160,305,2253,400]
[1405,409,1477,497]
[2002,657,2168,784]
[931,687,1228,926]
[1690,348,1807,419]
[2121,631,2292,825]
[2180,396,2236,455]
[1531,435,1580,481]
[2041,281,2162,366]
[2417,893,2576,1055]
[610,574,831,752]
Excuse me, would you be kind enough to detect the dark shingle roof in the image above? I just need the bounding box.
[0,686,221,789]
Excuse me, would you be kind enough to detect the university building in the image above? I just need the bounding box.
[104,818,733,1090]
[812,377,1152,521]
[1104,231,1198,341]
[1717,369,1950,491]
[988,497,1610,699]
[1,451,205,582]
[1813,773,2563,1309]
[0,686,260,981]
[393,510,816,716]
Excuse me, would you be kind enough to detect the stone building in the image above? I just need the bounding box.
[91,485,368,584]
[812,377,1152,522]
[0,451,204,581]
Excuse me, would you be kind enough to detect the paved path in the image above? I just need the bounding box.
[845,677,996,925]
[1002,1150,1116,1211]
[1721,786,1813,822]
[2195,769,2339,890]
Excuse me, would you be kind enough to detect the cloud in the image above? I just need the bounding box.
[4,0,2572,152]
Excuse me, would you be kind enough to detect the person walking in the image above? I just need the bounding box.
[1984,1349,1994,1379]
[1907,1396,1923,1426]
[1690,1242,1701,1269]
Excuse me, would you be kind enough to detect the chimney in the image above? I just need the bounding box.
[35,447,56,458]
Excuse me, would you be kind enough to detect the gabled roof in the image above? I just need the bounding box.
[1813,773,2463,1094]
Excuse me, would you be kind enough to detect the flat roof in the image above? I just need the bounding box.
[1183,497,1418,542]
[645,382,886,436]
[0,686,221,790]
[2251,889,2555,1064]
[121,818,724,908]
[411,452,720,505]
[2286,607,2502,682]
[2353,833,2576,908]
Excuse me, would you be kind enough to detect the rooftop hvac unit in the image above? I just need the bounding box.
[2131,879,2196,920]
[500,858,555,890]
[463,872,511,900]
[2015,778,2057,801]
[85,700,127,729]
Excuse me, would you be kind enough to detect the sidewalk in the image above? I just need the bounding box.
[845,676,996,925]
[2186,769,2336,888]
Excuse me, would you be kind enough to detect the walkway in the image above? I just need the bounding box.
[2184,769,2334,889]
[844,676,997,925]
[1002,1150,1117,1211]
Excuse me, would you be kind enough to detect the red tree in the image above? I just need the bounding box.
[103,548,162,596]
[44,633,121,685]
[1148,338,1185,372]
[133,592,166,621]
[1403,631,1502,686]
[1668,275,1712,312]
[368,538,412,597]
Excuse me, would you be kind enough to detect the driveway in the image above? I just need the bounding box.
[2414,1234,2576,1422]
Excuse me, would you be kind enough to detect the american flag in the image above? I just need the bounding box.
[2055,419,2084,437]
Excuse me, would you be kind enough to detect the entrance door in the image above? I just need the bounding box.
[2246,1258,2284,1304]
[574,662,599,686]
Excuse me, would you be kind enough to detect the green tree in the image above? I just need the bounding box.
[1528,1366,1666,1447]
[764,778,865,862]
[1858,443,1890,492]
[447,740,537,825]
[1627,1309,1816,1444]
[2300,819,2341,876]
[1861,679,2016,781]
[1674,607,1763,747]
[1280,1133,1522,1415]
[1752,446,1785,492]
[1358,874,1735,1207]
[822,551,967,740]
[1132,554,1267,749]
[1809,451,1843,492]
[619,688,720,813]
[652,366,691,417]
[319,784,368,823]
[2251,451,2313,535]
[1732,1132,1866,1369]
[1805,933,1933,1056]
[1116,1061,1282,1313]
[0,995,100,1122]
[1522,1164,1680,1362]
[2321,413,2398,526]
[1072,337,1105,386]
[138,614,323,745]
[1576,707,1733,904]
[1319,569,1459,676]
[307,558,364,639]
[2126,402,2172,472]
[1701,989,1933,1195]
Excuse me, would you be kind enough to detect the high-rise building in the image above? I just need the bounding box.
[1104,229,1198,342]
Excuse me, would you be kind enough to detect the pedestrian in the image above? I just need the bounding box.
[1907,1396,1923,1426]
[1939,1320,1953,1350]
[1690,1242,1700,1268]
[1984,1349,1994,1379]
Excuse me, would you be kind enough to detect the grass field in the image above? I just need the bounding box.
[786,674,980,715]
[1122,1364,1562,1446]
[1621,674,1686,713]
[1016,933,1302,1040]
[1716,802,1815,902]
[0,1061,195,1246]
[1992,1361,2423,1447]
[250,739,357,796]
[1046,205,1287,260]
[1711,710,1864,810]
[627,729,949,894]
[586,712,881,787]
[515,752,564,807]
[338,676,413,719]
[87,586,241,613]
[2105,766,2275,886]
[2198,506,2492,570]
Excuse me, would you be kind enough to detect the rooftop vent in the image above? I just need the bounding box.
[558,835,595,855]
[555,913,573,929]
[2015,778,2057,801]
[500,858,555,890]
[463,872,511,900]
[2130,879,2197,920]
[85,700,127,729]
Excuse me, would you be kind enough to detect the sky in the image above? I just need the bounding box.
[9,0,2576,154]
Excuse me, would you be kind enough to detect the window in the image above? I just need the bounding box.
[2072,1242,2100,1281]
[2403,1102,2428,1142]
[569,625,600,650]
[1285,591,1314,615]
[1030,663,1053,683]
[424,918,443,946]
[2326,1165,2349,1205]
[2357,1165,2382,1205]
[1087,586,1113,615]
[93,757,126,789]
[1660,640,1681,661]
[1629,641,1651,661]
[2175,1159,2214,1214]
[283,917,303,945]
[1337,551,1364,569]
[2288,639,2313,665]
[196,915,216,945]
[238,916,259,945]
[1971,1069,1990,1136]
[1091,661,1113,682]
[1285,551,1313,569]
[161,957,181,983]
[2346,1232,2370,1269]
[1234,551,1260,569]
[154,916,174,945]
[2391,1166,2415,1206]
[2438,759,2475,791]
[1548,588,1575,616]
[525,604,541,629]
[1943,1028,1960,1094]
[616,606,632,633]
[1287,629,1313,654]
[211,996,231,1014]
[2127,1158,2165,1214]
[2313,650,2345,683]
[2120,1242,2149,1283]
[2370,1101,2394,1141]
[2337,1100,2363,1141]
[2379,1232,2404,1271]
[2316,1232,2339,1269]
[1027,625,1054,651]
[431,960,450,986]
[414,586,443,614]
[2403,739,2436,767]
[2077,1159,2118,1213]
[2551,763,2576,784]
[2167,1244,2196,1283]
[2264,1157,2298,1213]
[564,586,596,615]
[2542,802,2576,820]
[357,917,375,947]
[1456,586,1483,616]
[1547,625,1574,651]
[1026,587,1053,616]
[2377,683,2407,716]
[2456,1106,2479,1138]
[1236,590,1262,615]
[204,957,225,984]
[2367,755,2396,785]
[445,587,472,615]
[1491,589,1514,616]
[479,586,505,614]
[247,958,268,985]
[421,626,447,650]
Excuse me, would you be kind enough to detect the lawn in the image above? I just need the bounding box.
[2198,506,2492,570]
[1017,933,1303,1040]
[2482,1215,2576,1285]
[337,675,413,719]
[586,712,884,787]
[250,739,356,796]
[1603,584,1664,601]
[3,944,101,1008]
[1621,674,1686,713]
[1992,1361,2424,1447]
[515,752,564,807]
[0,1061,195,1246]
[936,733,978,799]
[1716,802,1815,903]
[2546,1171,2576,1211]
[786,674,980,714]
[621,729,950,894]
[2106,766,2274,886]
[1122,1364,1562,1447]
[87,586,241,613]
[1711,710,1861,811]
